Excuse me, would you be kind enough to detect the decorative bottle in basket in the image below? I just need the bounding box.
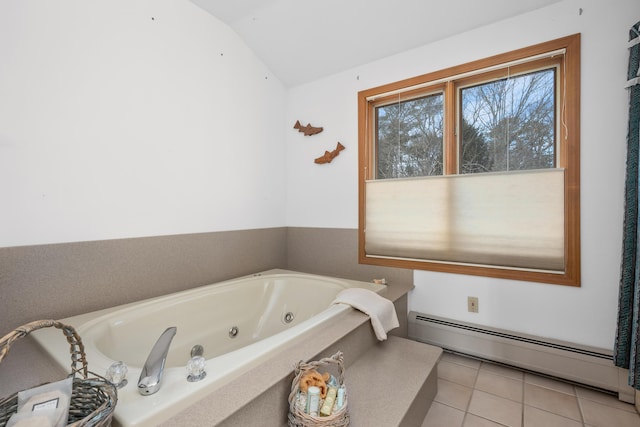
[305,386,320,416]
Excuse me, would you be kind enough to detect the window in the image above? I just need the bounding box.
[358,34,580,286]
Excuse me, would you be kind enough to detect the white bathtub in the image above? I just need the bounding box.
[32,269,386,427]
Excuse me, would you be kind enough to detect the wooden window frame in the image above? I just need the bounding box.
[358,34,581,286]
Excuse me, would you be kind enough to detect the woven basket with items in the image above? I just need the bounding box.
[288,351,348,427]
[0,320,117,427]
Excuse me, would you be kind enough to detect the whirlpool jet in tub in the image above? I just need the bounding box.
[32,269,386,427]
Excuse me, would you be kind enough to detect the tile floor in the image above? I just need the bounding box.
[422,351,640,427]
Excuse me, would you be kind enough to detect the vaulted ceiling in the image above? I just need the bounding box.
[189,0,562,87]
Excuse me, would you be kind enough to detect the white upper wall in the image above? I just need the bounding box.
[0,0,287,247]
[285,0,639,349]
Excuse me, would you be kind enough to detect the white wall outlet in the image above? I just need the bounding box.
[468,296,479,313]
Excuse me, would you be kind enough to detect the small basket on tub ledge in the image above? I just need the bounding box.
[288,351,349,427]
[0,319,117,427]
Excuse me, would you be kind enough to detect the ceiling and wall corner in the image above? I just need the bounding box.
[189,0,564,87]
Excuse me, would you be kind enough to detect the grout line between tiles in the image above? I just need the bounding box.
[573,384,587,425]
[521,370,525,427]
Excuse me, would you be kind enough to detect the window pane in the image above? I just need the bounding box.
[460,68,556,174]
[375,93,444,178]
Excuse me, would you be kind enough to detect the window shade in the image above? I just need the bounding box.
[364,169,565,272]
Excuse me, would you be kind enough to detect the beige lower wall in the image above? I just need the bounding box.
[0,228,288,333]
[1,227,410,334]
[287,227,412,286]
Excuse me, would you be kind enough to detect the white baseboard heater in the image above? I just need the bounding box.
[408,312,634,402]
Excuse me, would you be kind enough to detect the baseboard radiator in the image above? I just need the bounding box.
[408,312,634,401]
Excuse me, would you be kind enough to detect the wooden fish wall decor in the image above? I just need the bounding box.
[294,120,323,136]
[315,142,345,164]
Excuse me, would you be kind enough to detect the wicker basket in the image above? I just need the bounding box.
[0,320,117,427]
[287,351,349,427]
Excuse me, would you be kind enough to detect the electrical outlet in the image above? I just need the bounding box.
[468,296,479,313]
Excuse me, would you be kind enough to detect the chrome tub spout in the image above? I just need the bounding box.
[138,326,177,396]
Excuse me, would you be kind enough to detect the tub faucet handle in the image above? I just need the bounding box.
[106,361,128,388]
[190,344,204,358]
[186,355,207,382]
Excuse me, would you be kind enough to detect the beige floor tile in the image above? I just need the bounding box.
[475,370,524,403]
[523,405,583,427]
[524,383,581,421]
[479,362,524,381]
[422,401,465,427]
[468,390,523,427]
[580,397,640,427]
[576,386,638,413]
[524,373,575,395]
[439,360,479,388]
[441,352,482,370]
[463,413,506,427]
[422,354,640,427]
[435,378,474,411]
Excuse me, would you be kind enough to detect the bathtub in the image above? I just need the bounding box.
[32,269,386,427]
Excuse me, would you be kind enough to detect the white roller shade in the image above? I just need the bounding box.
[364,169,565,271]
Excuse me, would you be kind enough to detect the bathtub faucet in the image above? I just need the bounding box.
[138,326,177,396]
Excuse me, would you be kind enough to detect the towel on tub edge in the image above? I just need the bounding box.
[332,288,399,341]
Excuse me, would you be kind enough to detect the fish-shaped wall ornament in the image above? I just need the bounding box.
[315,142,345,164]
[294,120,323,136]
